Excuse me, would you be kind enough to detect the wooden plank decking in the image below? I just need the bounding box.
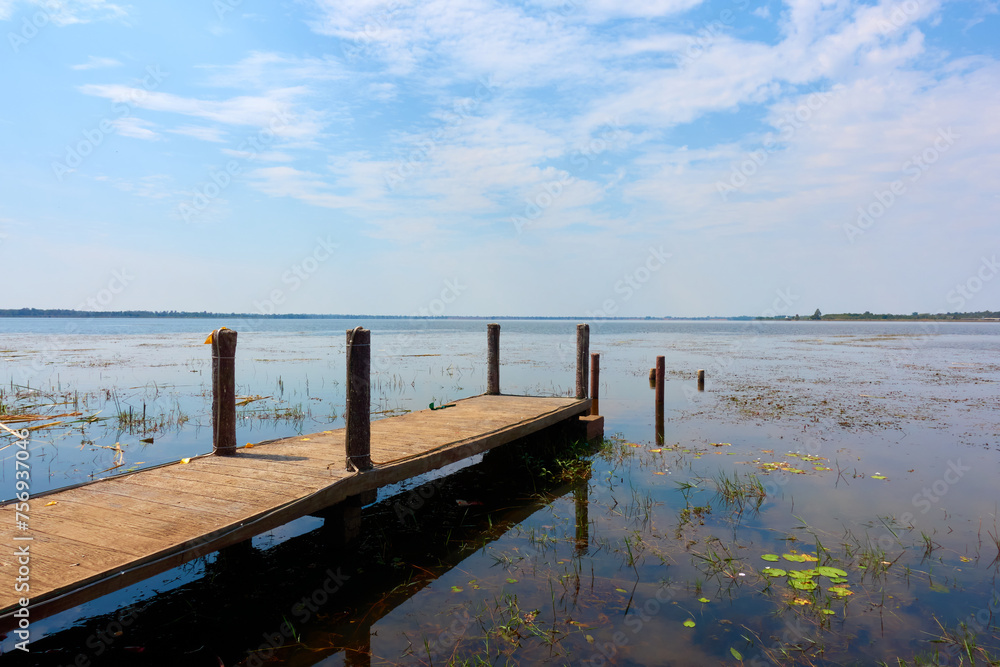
[0,394,591,627]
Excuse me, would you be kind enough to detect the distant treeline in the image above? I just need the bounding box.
[759,311,1000,321]
[0,309,718,320]
[6,308,993,321]
[0,308,436,319]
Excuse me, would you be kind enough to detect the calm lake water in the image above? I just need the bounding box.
[1,318,998,665]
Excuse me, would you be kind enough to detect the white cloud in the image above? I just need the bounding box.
[112,174,173,199]
[1,0,127,25]
[246,166,357,209]
[71,55,122,70]
[112,116,159,140]
[78,84,325,142]
[167,125,228,143]
[221,148,294,161]
[196,51,344,88]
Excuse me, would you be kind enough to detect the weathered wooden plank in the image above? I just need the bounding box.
[0,395,590,628]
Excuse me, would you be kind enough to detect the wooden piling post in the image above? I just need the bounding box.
[346,327,372,472]
[487,323,500,396]
[655,356,665,407]
[590,352,600,415]
[576,324,590,399]
[211,328,238,456]
[697,369,705,392]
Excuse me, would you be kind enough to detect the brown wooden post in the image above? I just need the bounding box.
[655,355,665,445]
[575,324,590,399]
[211,328,237,456]
[590,352,600,415]
[655,356,665,407]
[697,369,705,392]
[346,327,372,471]
[487,323,500,395]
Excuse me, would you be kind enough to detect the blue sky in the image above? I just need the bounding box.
[1,0,997,317]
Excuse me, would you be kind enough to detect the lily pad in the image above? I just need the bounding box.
[683,619,696,628]
[761,554,780,562]
[828,585,854,597]
[782,553,807,562]
[871,474,888,480]
[820,609,836,615]
[813,466,832,471]
[761,567,787,577]
[790,579,817,591]
[828,576,849,584]
[791,597,812,605]
[788,569,818,579]
[816,566,848,578]
[698,597,710,603]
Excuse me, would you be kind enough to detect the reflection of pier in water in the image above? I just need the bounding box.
[10,437,593,666]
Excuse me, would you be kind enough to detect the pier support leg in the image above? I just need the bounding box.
[575,324,590,399]
[697,369,705,392]
[345,617,373,667]
[211,328,238,456]
[487,323,500,395]
[346,328,372,472]
[316,490,378,543]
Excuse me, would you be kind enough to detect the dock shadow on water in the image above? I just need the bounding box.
[11,426,1000,665]
[3,319,1000,665]
[2,425,599,666]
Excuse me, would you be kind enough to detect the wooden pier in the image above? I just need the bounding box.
[0,324,603,631]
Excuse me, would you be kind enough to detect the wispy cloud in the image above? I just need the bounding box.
[0,0,127,25]
[71,55,122,70]
[77,84,325,142]
[167,125,228,143]
[246,166,358,209]
[112,116,159,140]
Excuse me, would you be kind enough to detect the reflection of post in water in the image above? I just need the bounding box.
[573,462,592,556]
[655,356,665,445]
[344,623,372,667]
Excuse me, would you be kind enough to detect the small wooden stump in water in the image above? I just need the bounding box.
[697,369,705,392]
